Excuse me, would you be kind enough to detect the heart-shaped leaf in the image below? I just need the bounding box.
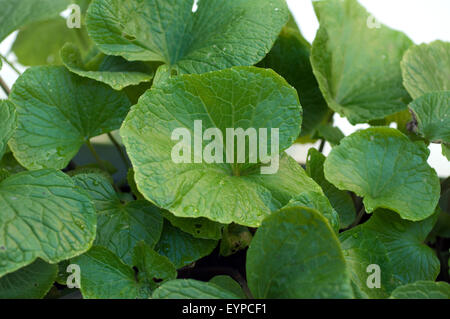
[9,66,131,170]
[61,43,156,90]
[324,128,440,221]
[0,169,96,277]
[246,207,353,299]
[401,40,450,99]
[86,0,288,74]
[121,66,322,227]
[0,100,17,160]
[311,0,412,124]
[73,173,164,265]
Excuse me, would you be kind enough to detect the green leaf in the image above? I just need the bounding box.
[306,148,356,228]
[340,209,440,298]
[443,144,450,161]
[12,17,91,66]
[86,0,288,75]
[61,43,155,90]
[401,40,450,99]
[0,259,57,299]
[9,66,131,170]
[316,124,345,146]
[121,66,322,227]
[0,0,70,42]
[73,173,163,265]
[73,246,148,299]
[390,281,450,299]
[0,152,26,176]
[219,224,252,257]
[311,0,412,124]
[284,191,340,233]
[162,212,223,240]
[0,100,17,160]
[409,91,450,144]
[246,207,353,299]
[324,128,440,221]
[258,26,330,137]
[152,279,240,299]
[132,241,177,287]
[0,169,96,277]
[209,275,246,299]
[155,220,217,269]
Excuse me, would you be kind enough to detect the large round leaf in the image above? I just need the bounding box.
[0,169,96,277]
[0,100,17,160]
[311,0,412,124]
[401,40,450,99]
[86,0,288,74]
[324,128,440,221]
[9,66,131,170]
[409,91,450,144]
[121,66,322,226]
[246,207,353,299]
[73,173,164,265]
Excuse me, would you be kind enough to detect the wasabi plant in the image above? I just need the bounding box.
[0,0,449,299]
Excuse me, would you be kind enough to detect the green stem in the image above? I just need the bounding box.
[75,28,89,51]
[0,53,21,75]
[107,133,130,169]
[0,76,10,96]
[86,139,107,172]
[318,139,326,153]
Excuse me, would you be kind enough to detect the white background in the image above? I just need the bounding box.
[1,0,449,177]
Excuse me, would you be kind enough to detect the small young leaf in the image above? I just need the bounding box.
[86,0,288,74]
[324,128,440,221]
[121,66,322,227]
[0,259,57,299]
[409,91,450,144]
[306,148,356,228]
[0,100,17,160]
[390,281,450,299]
[73,173,164,265]
[9,66,131,170]
[311,0,412,124]
[73,246,148,299]
[0,169,96,277]
[155,220,217,269]
[401,40,450,99]
[219,224,252,257]
[162,212,224,240]
[152,279,240,299]
[246,207,353,299]
[61,43,155,90]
